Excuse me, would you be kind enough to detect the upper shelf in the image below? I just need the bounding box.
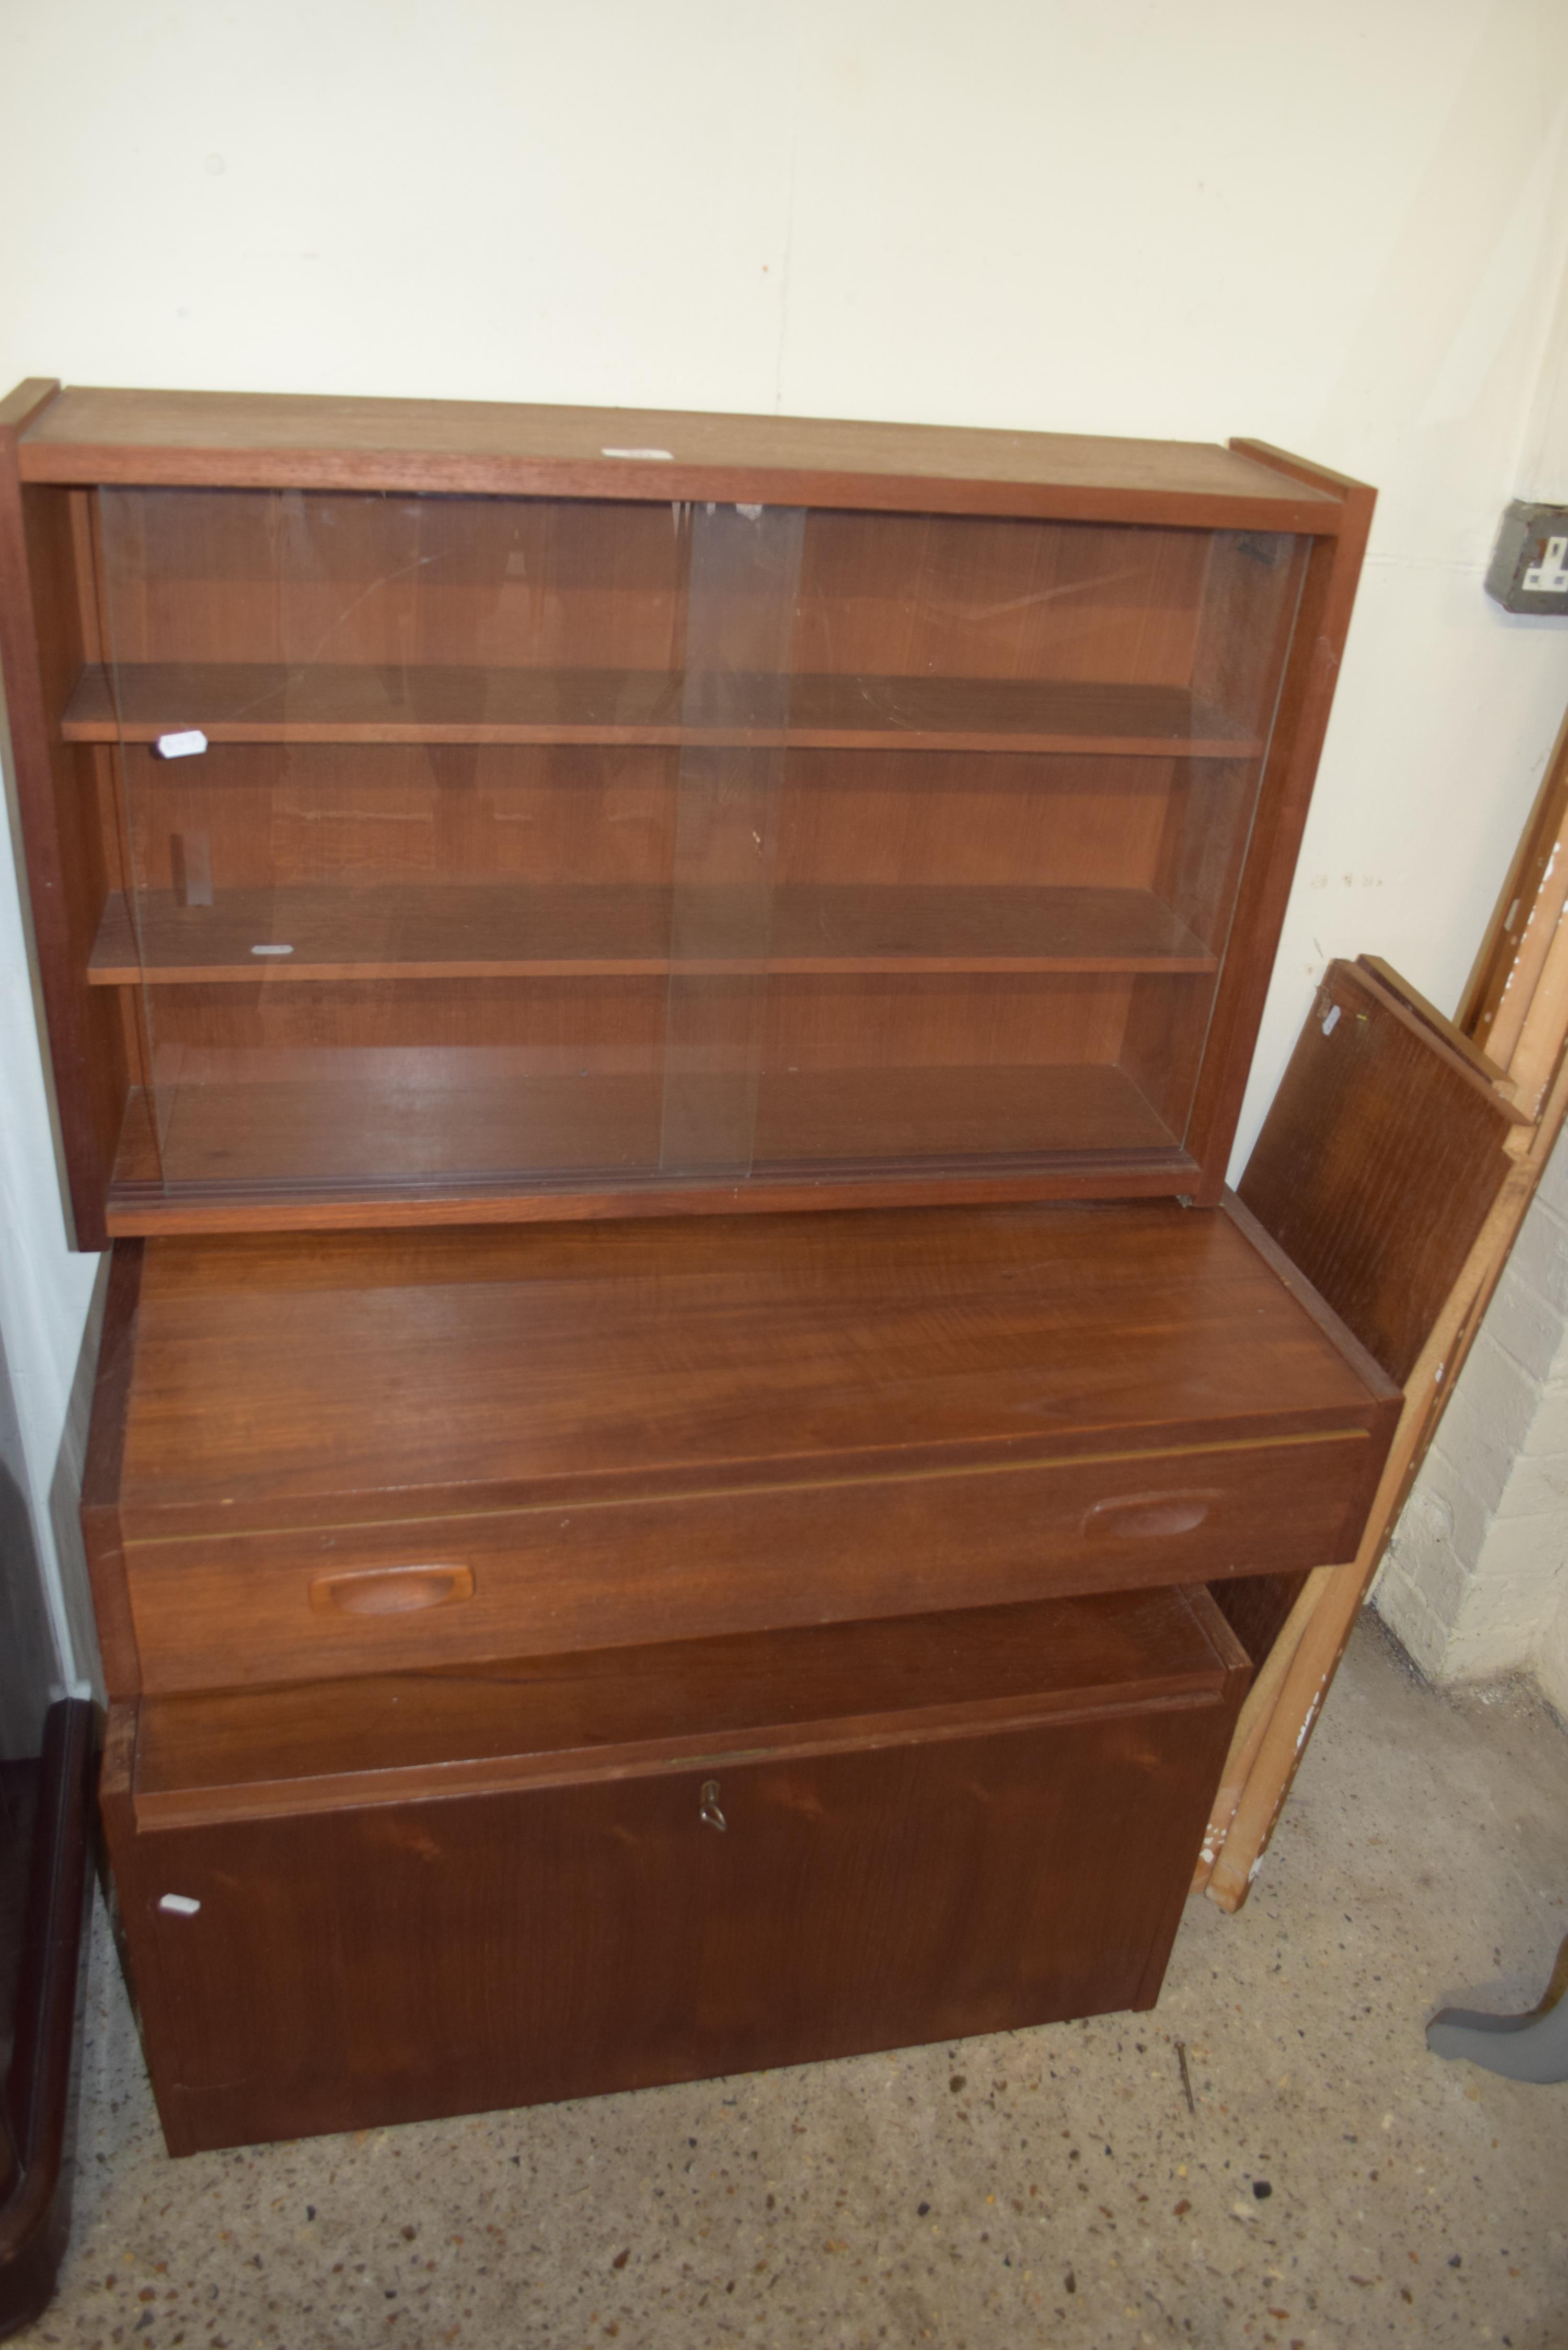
[61,664,1264,759]
[89,882,1218,985]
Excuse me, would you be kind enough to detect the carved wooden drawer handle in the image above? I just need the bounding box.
[1081,1491,1218,1541]
[308,1564,475,1616]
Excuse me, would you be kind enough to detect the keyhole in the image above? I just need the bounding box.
[699,1779,727,1833]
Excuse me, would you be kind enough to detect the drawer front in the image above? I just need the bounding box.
[123,1430,1376,1692]
[110,1674,1238,2155]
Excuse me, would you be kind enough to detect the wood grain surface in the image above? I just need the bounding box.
[21,387,1342,527]
[131,1581,1239,1821]
[0,387,128,1247]
[112,1199,1397,1535]
[104,1584,1247,2153]
[119,1424,1382,1692]
[1238,959,1522,1382]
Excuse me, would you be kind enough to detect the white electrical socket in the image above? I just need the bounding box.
[1523,535,1568,597]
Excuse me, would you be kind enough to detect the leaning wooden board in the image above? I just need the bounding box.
[1196,955,1531,1906]
[84,1200,1399,1699]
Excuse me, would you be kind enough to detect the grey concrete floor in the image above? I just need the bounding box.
[17,1614,1568,2350]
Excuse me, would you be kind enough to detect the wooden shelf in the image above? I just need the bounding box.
[108,1061,1181,1203]
[62,663,1262,757]
[89,884,1217,985]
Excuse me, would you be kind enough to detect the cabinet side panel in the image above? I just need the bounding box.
[79,1242,145,1697]
[1205,1570,1310,1674]
[1183,476,1374,1196]
[0,440,127,1248]
[98,1701,203,2157]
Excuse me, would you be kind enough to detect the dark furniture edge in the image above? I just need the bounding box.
[1353,955,1525,1111]
[1219,1190,1402,1411]
[0,1699,96,2340]
[79,1241,144,1697]
[0,382,105,1252]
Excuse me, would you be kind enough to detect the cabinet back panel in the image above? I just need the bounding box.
[142,977,666,1063]
[774,751,1173,890]
[794,512,1209,683]
[1190,529,1309,746]
[122,742,679,892]
[1121,971,1217,1142]
[135,977,1151,1075]
[3,482,130,1245]
[97,489,691,673]
[1144,758,1259,952]
[758,972,1132,1067]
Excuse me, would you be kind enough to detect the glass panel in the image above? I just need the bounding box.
[750,514,1308,1178]
[660,501,804,1176]
[94,486,689,1201]
[89,486,1306,1209]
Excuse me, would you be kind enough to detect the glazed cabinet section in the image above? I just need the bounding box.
[13,469,1328,1234]
[103,1587,1248,2155]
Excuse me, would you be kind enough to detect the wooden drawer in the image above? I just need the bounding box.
[102,1584,1249,2155]
[122,1426,1376,1692]
[86,1200,1399,1699]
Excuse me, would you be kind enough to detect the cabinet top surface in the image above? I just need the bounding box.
[14,384,1346,523]
[109,1199,1394,1540]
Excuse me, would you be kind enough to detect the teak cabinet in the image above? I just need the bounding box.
[0,382,1390,2154]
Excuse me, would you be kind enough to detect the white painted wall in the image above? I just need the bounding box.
[4,0,1568,1673]
[1377,1128,1568,1688]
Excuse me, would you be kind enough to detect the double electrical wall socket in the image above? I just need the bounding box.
[1485,501,1568,615]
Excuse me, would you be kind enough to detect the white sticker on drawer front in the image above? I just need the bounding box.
[601,446,674,460]
[152,729,209,759]
[1082,1491,1218,1539]
[158,1893,202,1916]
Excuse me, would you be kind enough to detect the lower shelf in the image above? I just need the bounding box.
[108,1061,1184,1222]
[104,1587,1248,2154]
